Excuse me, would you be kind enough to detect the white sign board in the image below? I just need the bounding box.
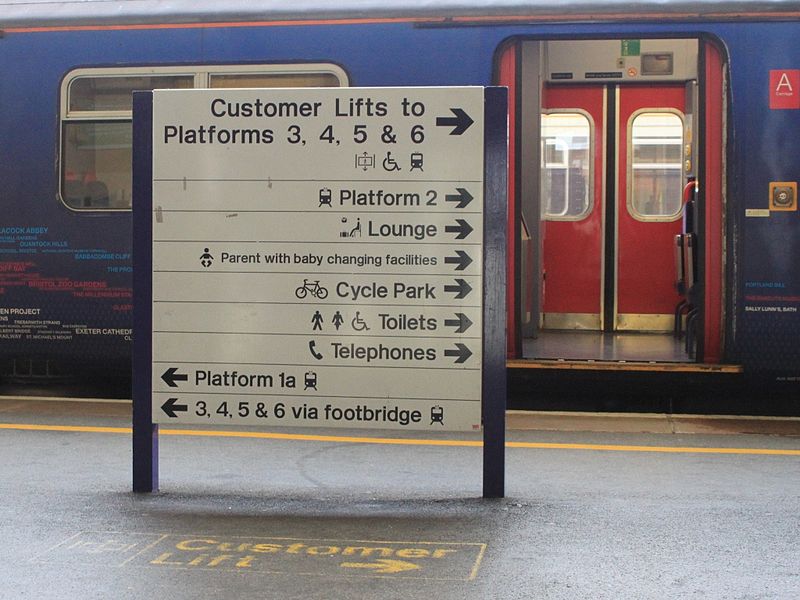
[151,87,484,431]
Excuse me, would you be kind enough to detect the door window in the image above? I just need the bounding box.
[628,111,684,220]
[541,112,593,220]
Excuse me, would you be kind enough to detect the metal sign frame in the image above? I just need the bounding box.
[132,87,507,498]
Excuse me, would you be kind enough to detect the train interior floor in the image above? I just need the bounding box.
[523,330,688,362]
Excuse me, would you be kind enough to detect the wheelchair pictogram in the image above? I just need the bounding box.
[351,311,370,331]
[382,151,401,172]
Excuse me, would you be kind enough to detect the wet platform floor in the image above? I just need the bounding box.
[1,398,799,599]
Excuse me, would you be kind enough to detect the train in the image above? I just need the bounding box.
[1,0,799,411]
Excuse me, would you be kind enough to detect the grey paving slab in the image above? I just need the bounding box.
[1,400,799,599]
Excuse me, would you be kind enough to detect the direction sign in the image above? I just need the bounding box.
[146,87,487,432]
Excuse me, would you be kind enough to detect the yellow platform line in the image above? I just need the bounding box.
[2,422,799,456]
[0,423,130,434]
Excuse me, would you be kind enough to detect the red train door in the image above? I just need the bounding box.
[541,83,685,332]
[616,85,685,330]
[541,86,605,329]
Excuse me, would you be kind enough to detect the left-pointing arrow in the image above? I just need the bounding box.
[161,397,187,418]
[161,367,188,388]
[444,250,473,271]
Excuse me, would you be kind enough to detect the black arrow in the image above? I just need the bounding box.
[444,343,473,364]
[444,313,473,333]
[445,250,473,271]
[436,108,474,135]
[444,219,473,240]
[161,397,188,418]
[161,367,188,388]
[445,188,473,209]
[444,278,472,299]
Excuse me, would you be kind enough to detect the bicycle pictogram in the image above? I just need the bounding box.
[295,279,329,299]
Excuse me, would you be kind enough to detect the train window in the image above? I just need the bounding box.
[628,111,684,221]
[62,122,132,209]
[69,75,194,113]
[209,73,340,88]
[541,112,593,220]
[60,64,347,210]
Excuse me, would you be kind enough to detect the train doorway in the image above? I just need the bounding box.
[500,38,726,364]
[541,83,686,334]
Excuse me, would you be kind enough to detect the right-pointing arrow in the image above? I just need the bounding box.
[445,188,474,209]
[444,219,473,240]
[435,108,474,135]
[444,313,473,333]
[340,559,421,574]
[444,343,473,364]
[444,278,472,300]
[444,250,473,271]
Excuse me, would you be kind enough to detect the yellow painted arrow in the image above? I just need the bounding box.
[340,559,421,574]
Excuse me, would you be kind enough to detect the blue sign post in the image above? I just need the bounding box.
[481,86,508,498]
[132,92,156,493]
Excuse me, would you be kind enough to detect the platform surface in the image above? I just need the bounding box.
[1,397,799,599]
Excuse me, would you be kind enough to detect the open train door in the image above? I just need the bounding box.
[500,38,726,364]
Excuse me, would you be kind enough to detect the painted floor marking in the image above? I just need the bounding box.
[29,531,167,567]
[2,422,799,456]
[34,531,485,581]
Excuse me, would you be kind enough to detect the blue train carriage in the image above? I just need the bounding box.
[0,1,799,400]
